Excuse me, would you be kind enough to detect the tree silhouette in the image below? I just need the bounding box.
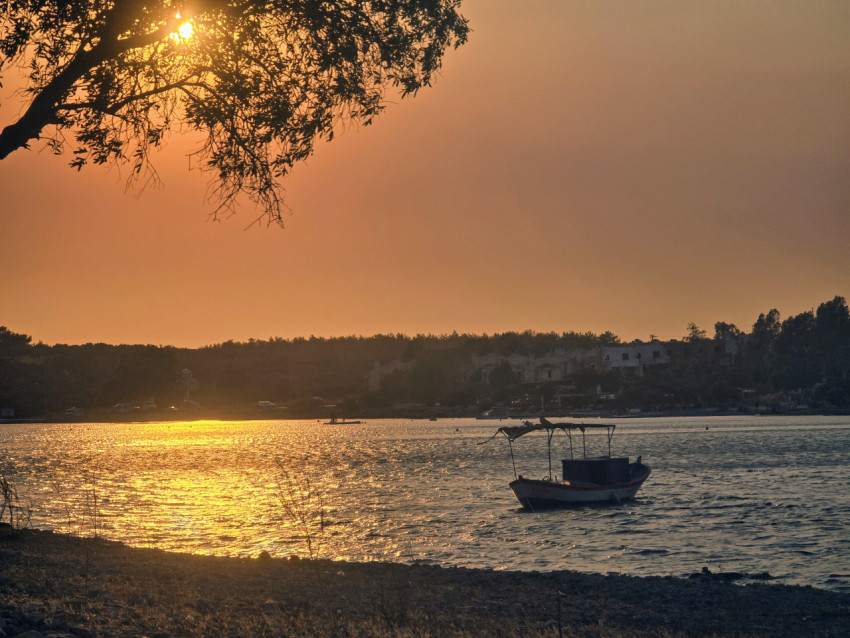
[815,296,850,379]
[713,321,741,340]
[0,0,468,224]
[684,322,707,342]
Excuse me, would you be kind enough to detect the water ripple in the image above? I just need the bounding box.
[2,415,849,591]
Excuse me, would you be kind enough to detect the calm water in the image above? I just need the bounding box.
[2,416,849,592]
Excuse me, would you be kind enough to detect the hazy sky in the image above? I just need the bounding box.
[2,0,848,347]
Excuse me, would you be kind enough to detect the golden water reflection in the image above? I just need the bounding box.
[22,419,456,563]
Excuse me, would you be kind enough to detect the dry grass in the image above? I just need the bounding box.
[1,529,848,637]
[0,467,32,532]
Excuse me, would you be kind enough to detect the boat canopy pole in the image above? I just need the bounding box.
[547,428,555,480]
[508,438,517,479]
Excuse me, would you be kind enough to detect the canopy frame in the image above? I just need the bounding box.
[485,417,616,480]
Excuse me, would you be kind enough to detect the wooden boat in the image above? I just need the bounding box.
[490,417,650,509]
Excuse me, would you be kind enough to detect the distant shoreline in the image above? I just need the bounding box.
[3,406,849,426]
[1,528,849,637]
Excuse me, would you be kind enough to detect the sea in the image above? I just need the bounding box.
[1,415,849,592]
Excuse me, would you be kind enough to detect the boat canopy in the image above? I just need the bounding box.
[484,417,619,481]
[494,418,615,442]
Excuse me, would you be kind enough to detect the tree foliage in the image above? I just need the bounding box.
[684,321,707,342]
[0,326,44,415]
[0,0,468,224]
[714,321,741,339]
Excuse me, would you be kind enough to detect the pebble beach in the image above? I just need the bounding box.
[1,528,848,637]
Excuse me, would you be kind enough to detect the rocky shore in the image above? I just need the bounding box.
[1,528,848,637]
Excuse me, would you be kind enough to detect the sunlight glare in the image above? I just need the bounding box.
[170,15,194,41]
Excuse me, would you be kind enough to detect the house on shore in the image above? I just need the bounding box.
[602,341,670,377]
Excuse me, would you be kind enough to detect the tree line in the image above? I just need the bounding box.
[1,295,848,418]
[616,296,850,413]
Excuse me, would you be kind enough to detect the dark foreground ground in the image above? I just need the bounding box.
[1,529,848,637]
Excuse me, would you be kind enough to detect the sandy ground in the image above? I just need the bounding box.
[1,529,848,637]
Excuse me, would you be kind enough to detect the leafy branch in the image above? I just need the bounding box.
[0,0,469,225]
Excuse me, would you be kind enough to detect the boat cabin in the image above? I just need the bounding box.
[562,456,630,485]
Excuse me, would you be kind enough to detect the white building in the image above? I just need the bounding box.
[602,342,670,376]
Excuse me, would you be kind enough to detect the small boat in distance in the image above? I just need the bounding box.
[324,416,362,425]
[489,417,650,509]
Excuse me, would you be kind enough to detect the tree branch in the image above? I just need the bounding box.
[0,7,181,160]
[57,76,205,116]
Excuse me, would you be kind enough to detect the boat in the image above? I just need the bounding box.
[489,417,650,509]
[324,416,362,425]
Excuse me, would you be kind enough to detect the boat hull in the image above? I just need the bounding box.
[509,464,650,509]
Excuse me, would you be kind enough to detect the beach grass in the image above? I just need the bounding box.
[1,528,848,637]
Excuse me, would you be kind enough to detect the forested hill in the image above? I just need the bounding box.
[2,296,848,419]
[0,330,616,418]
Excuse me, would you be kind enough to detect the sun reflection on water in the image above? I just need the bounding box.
[20,421,336,559]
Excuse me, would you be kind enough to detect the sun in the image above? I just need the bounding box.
[170,14,195,41]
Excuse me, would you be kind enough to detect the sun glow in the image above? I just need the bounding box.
[170,15,194,41]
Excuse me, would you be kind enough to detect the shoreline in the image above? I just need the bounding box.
[2,529,848,637]
[3,407,849,426]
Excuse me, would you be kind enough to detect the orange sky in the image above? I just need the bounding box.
[2,0,849,348]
